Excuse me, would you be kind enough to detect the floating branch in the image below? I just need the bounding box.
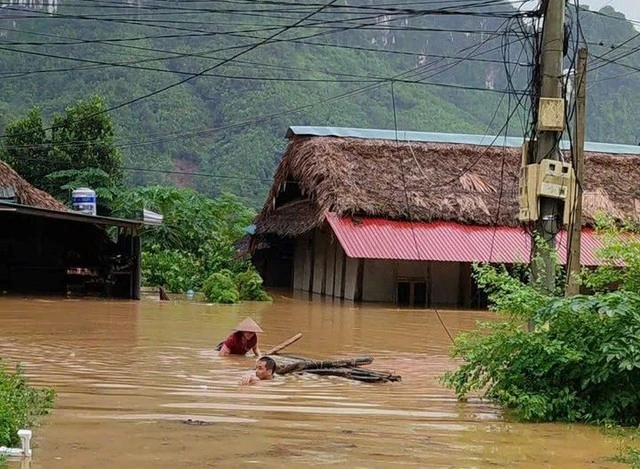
[267,354,400,383]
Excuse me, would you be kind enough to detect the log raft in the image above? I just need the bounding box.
[267,354,401,383]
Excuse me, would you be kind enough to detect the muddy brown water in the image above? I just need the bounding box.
[0,293,625,468]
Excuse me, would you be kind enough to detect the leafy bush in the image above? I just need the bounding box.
[236,269,272,302]
[581,215,640,293]
[141,248,203,293]
[114,187,270,301]
[0,364,54,447]
[203,270,240,304]
[443,287,640,424]
[443,219,640,425]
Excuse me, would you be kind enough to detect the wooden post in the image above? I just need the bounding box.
[566,48,587,296]
[132,231,142,300]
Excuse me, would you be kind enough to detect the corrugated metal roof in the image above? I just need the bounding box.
[287,126,640,155]
[326,213,606,266]
[0,201,152,228]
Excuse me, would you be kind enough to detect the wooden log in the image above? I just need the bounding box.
[265,332,303,355]
[306,368,402,383]
[269,356,373,375]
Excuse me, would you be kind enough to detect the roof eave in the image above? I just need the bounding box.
[0,201,156,228]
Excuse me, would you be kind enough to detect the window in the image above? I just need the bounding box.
[396,280,427,307]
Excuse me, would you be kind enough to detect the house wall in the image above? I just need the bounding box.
[325,241,337,297]
[312,230,328,294]
[0,212,140,299]
[343,256,360,301]
[362,259,395,302]
[289,229,468,307]
[431,261,461,306]
[335,246,345,298]
[362,260,430,303]
[292,238,306,291]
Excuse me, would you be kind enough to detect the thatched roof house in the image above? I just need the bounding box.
[0,160,68,211]
[251,127,640,307]
[256,127,640,237]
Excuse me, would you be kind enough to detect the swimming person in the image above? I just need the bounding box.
[239,356,277,385]
[216,317,263,357]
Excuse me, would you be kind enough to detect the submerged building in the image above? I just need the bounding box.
[0,160,155,299]
[249,126,640,308]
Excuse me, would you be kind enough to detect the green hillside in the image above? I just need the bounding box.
[0,1,638,206]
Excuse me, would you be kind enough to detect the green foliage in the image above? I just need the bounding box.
[236,269,272,302]
[202,268,272,304]
[473,263,552,320]
[46,167,120,214]
[0,108,48,189]
[582,215,640,293]
[0,363,54,448]
[203,270,240,304]
[443,221,640,425]
[141,247,202,294]
[113,186,269,301]
[0,96,122,211]
[443,288,640,424]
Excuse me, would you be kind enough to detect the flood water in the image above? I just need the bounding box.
[0,293,625,468]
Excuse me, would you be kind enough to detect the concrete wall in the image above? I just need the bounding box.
[362,260,430,303]
[431,261,460,306]
[343,256,360,301]
[289,229,467,307]
[362,259,395,302]
[397,260,429,280]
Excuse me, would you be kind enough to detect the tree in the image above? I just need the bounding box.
[0,95,123,212]
[1,108,49,188]
[112,186,270,301]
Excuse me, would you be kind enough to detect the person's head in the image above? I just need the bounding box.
[234,317,263,341]
[255,356,276,380]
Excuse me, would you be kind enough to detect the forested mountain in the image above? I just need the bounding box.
[0,0,639,206]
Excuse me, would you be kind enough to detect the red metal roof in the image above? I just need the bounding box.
[326,213,606,266]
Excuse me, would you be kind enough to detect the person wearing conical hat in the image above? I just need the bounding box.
[216,317,263,357]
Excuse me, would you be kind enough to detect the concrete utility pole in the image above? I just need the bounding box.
[531,0,566,293]
[566,47,587,297]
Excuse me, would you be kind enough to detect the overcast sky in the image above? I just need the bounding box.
[583,1,640,21]
[512,0,639,21]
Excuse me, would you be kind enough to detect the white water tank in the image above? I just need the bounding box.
[71,188,97,215]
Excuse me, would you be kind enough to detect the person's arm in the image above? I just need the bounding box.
[252,344,262,358]
[239,374,259,385]
[218,343,231,356]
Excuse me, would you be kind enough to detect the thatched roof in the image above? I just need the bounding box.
[0,160,68,211]
[256,134,640,237]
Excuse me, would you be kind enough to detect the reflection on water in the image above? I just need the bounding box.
[0,294,624,468]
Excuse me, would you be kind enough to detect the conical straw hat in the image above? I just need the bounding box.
[234,317,263,333]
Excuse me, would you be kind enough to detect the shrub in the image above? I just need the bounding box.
[141,247,202,293]
[0,363,54,447]
[442,263,640,424]
[203,270,240,304]
[236,269,271,302]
